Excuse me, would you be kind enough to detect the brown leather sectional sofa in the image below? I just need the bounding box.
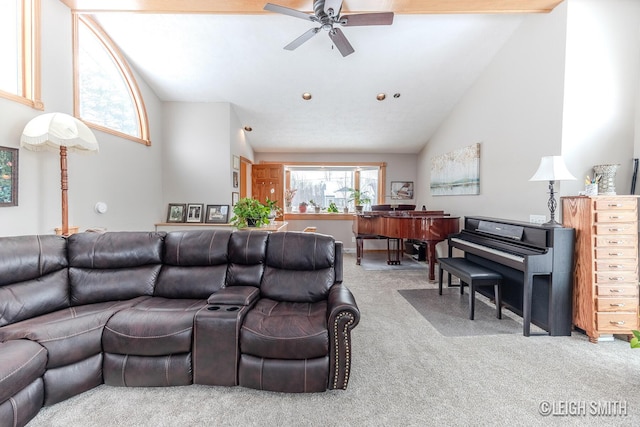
[0,230,360,427]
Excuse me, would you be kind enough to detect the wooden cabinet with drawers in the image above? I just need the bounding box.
[561,196,639,342]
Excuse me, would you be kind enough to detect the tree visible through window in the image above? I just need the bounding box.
[75,15,150,145]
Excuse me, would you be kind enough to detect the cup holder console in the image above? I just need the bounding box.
[207,305,240,312]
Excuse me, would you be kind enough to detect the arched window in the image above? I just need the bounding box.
[0,0,43,109]
[73,14,150,145]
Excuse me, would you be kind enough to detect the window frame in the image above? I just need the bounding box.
[0,0,43,110]
[283,161,386,218]
[73,13,150,146]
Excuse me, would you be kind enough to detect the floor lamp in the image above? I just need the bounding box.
[529,155,575,227]
[20,113,99,236]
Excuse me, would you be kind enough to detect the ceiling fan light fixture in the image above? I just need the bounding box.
[376,93,386,101]
[302,92,312,100]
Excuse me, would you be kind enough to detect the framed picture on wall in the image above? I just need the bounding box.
[232,192,239,206]
[233,171,239,188]
[166,203,186,223]
[205,204,229,223]
[0,146,18,207]
[186,203,204,223]
[391,181,414,200]
[232,155,240,170]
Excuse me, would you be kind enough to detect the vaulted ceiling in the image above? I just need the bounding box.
[60,1,564,153]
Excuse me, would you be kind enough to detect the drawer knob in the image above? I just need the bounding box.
[608,204,624,207]
[608,265,624,269]
[608,228,626,232]
[608,216,621,219]
[610,303,626,307]
[609,321,626,325]
[609,289,624,293]
[608,252,624,256]
[608,240,624,244]
[608,277,625,281]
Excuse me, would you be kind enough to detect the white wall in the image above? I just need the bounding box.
[561,0,640,196]
[416,2,569,222]
[0,0,164,236]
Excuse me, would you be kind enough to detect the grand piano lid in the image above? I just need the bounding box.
[477,220,524,241]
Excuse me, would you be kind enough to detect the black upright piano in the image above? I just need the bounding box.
[447,216,575,336]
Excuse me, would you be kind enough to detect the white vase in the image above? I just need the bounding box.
[593,164,620,195]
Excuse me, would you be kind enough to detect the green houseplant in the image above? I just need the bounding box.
[348,188,372,212]
[230,197,271,228]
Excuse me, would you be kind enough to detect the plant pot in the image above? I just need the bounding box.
[355,205,363,213]
[299,204,307,213]
[314,207,321,213]
[246,218,259,227]
[343,207,349,213]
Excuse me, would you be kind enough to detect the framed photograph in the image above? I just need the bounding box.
[232,192,239,206]
[0,146,18,207]
[391,181,414,200]
[167,203,186,223]
[430,143,481,196]
[186,203,204,223]
[232,155,240,170]
[232,171,239,188]
[205,204,229,223]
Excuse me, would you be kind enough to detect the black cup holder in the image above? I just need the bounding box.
[226,306,239,312]
[207,305,240,312]
[207,306,221,311]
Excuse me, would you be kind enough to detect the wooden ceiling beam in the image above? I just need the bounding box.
[58,0,564,14]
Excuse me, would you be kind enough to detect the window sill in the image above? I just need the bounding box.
[284,213,355,221]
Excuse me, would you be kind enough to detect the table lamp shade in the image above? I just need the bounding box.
[529,156,575,182]
[20,113,98,153]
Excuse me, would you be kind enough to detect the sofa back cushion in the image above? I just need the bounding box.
[226,231,268,287]
[68,231,165,305]
[261,232,336,303]
[155,230,231,298]
[0,235,69,327]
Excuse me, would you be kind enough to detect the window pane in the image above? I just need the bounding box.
[290,169,354,210]
[0,0,21,95]
[78,21,139,137]
[359,168,378,209]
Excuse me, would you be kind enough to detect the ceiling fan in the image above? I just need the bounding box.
[264,0,394,57]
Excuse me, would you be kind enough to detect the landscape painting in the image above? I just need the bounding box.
[430,143,480,196]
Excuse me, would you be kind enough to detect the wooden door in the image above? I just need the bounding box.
[251,163,284,217]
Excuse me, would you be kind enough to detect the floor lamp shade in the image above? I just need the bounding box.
[20,113,99,236]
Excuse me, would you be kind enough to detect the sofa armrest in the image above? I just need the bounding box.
[327,283,360,390]
[207,286,260,306]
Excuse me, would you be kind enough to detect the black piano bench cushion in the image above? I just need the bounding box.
[240,299,329,360]
[437,257,502,320]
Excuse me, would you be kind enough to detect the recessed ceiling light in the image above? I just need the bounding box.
[376,93,386,101]
[244,126,252,132]
[393,93,401,98]
[302,92,312,100]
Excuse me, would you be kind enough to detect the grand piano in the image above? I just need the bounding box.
[447,216,575,336]
[352,207,460,281]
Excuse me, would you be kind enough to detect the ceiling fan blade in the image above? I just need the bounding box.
[328,28,355,57]
[323,0,343,18]
[264,3,316,22]
[340,12,394,26]
[284,27,321,51]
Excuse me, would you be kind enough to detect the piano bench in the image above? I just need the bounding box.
[437,257,503,320]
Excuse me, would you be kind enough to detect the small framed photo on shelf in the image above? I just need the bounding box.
[232,155,240,170]
[0,146,18,207]
[186,203,204,223]
[391,181,414,200]
[232,192,239,206]
[205,204,229,223]
[166,203,186,223]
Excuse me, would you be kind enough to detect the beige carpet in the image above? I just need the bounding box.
[28,253,640,426]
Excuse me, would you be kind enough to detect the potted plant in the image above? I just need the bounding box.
[327,201,339,213]
[265,197,282,220]
[230,197,271,228]
[284,188,297,212]
[298,201,308,213]
[309,199,321,213]
[348,188,372,212]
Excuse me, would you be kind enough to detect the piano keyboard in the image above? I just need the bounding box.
[450,237,525,263]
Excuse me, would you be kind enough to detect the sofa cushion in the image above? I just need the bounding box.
[102,297,206,356]
[226,231,268,287]
[0,298,148,368]
[0,340,47,404]
[0,235,69,327]
[68,232,165,305]
[261,232,336,302]
[0,377,43,427]
[155,230,231,299]
[240,298,328,360]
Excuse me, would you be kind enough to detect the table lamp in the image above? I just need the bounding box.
[529,155,575,227]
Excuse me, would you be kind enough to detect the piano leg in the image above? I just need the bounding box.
[426,241,438,281]
[523,273,533,337]
[356,237,363,265]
